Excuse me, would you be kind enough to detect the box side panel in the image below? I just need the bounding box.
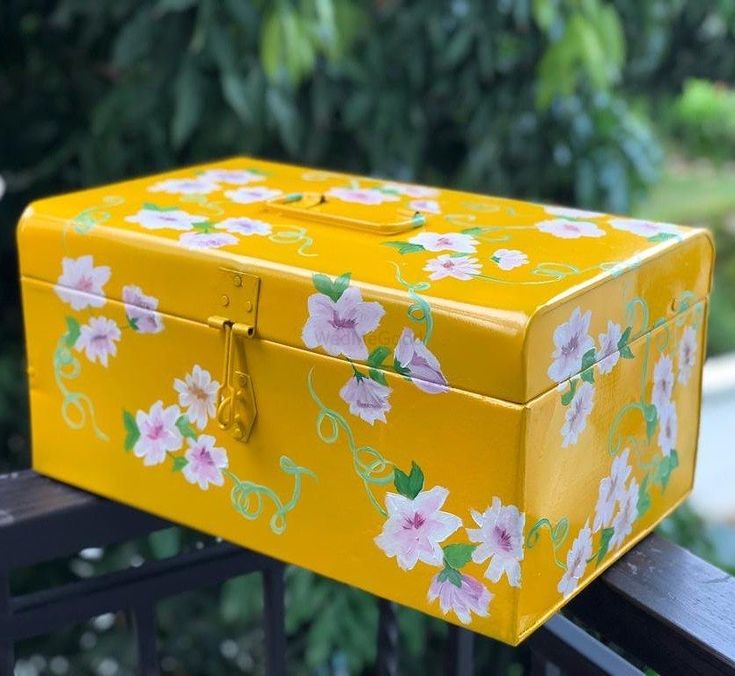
[22,276,524,644]
[515,300,706,640]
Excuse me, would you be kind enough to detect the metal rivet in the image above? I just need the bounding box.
[232,425,244,440]
[233,275,243,287]
[245,301,253,313]
[221,295,230,307]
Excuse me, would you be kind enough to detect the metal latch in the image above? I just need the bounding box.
[209,268,260,442]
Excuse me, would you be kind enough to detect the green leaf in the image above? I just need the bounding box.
[123,410,140,452]
[172,456,188,472]
[648,232,678,243]
[581,348,596,371]
[393,461,424,499]
[64,316,81,348]
[644,404,658,442]
[312,272,350,302]
[172,59,204,149]
[383,241,425,255]
[220,71,252,124]
[620,344,634,359]
[333,272,351,299]
[393,466,410,497]
[670,448,679,470]
[443,543,477,570]
[393,359,412,378]
[437,566,463,587]
[175,415,197,440]
[460,227,485,235]
[127,316,139,332]
[596,527,615,566]
[368,346,391,368]
[369,368,388,386]
[617,326,632,349]
[637,475,652,518]
[560,379,577,406]
[580,368,595,384]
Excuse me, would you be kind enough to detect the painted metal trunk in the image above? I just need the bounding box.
[16,158,713,644]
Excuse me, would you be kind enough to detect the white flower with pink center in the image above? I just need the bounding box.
[182,434,228,490]
[197,169,265,185]
[557,522,592,598]
[55,256,111,310]
[610,478,639,551]
[424,255,481,281]
[678,326,697,385]
[409,231,478,253]
[75,316,121,367]
[466,497,525,587]
[537,218,605,239]
[382,182,439,198]
[409,199,441,214]
[394,328,448,393]
[339,375,391,425]
[174,365,220,430]
[651,354,674,411]
[547,307,594,383]
[657,401,678,457]
[491,249,528,271]
[123,285,164,334]
[302,287,384,361]
[125,207,208,231]
[225,187,283,204]
[562,381,595,447]
[326,187,399,205]
[133,401,183,466]
[544,205,604,219]
[148,177,220,194]
[593,448,632,532]
[597,320,622,375]
[609,218,680,239]
[427,572,492,625]
[178,232,238,250]
[216,217,272,236]
[374,486,462,570]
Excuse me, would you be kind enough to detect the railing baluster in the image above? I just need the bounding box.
[446,625,475,676]
[0,572,14,675]
[263,564,286,676]
[376,598,399,676]
[132,603,159,676]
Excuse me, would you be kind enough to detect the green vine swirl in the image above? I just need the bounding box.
[63,195,126,253]
[525,517,569,570]
[475,261,621,286]
[392,263,433,344]
[53,327,108,442]
[268,226,317,257]
[225,455,316,535]
[307,368,393,516]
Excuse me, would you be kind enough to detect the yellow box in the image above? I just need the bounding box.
[17,158,713,644]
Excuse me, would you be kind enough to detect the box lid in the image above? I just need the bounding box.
[17,157,714,405]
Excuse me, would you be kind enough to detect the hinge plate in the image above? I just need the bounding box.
[214,268,260,331]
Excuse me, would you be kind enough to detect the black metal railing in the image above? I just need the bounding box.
[0,470,734,676]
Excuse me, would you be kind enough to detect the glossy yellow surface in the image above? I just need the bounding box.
[17,157,713,644]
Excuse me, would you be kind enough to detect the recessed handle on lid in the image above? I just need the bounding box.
[264,192,426,235]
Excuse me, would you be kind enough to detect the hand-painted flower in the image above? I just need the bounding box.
[537,218,605,239]
[326,187,399,205]
[491,249,528,271]
[182,434,228,490]
[178,232,238,250]
[148,177,220,194]
[409,199,441,214]
[122,285,164,334]
[409,232,478,253]
[374,486,462,570]
[225,187,283,204]
[339,375,392,425]
[597,320,622,375]
[74,316,121,367]
[133,401,183,466]
[125,207,208,231]
[557,522,593,598]
[678,326,698,385]
[302,287,384,360]
[174,365,220,430]
[561,381,595,447]
[651,354,674,411]
[593,448,632,532]
[424,255,481,281]
[466,497,525,588]
[55,255,111,310]
[216,217,272,236]
[547,307,594,383]
[610,478,639,551]
[544,205,604,219]
[609,218,680,239]
[382,182,439,198]
[427,572,492,625]
[657,400,678,457]
[394,328,448,393]
[197,169,265,185]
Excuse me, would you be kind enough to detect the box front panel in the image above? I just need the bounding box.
[518,298,706,638]
[22,274,526,643]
